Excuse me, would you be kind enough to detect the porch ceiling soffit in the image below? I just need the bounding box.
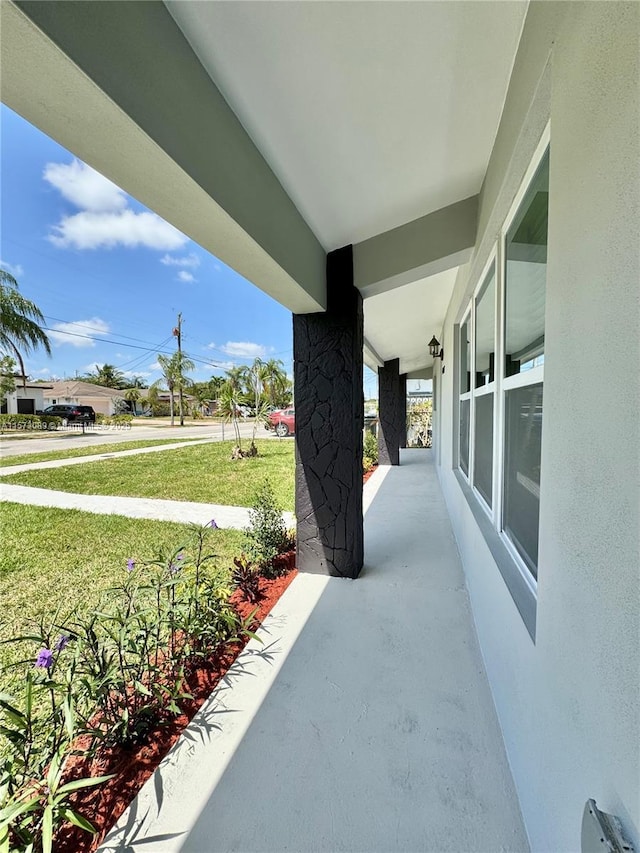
[363,268,458,377]
[166,1,528,251]
[2,0,326,314]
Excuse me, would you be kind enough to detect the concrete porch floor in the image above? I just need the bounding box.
[102,450,529,853]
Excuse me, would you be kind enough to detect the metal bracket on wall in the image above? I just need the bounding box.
[582,800,635,853]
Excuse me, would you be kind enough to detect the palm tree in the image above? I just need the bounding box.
[155,352,194,426]
[124,387,141,415]
[93,363,125,389]
[218,380,243,454]
[155,354,177,425]
[261,358,288,407]
[0,269,51,381]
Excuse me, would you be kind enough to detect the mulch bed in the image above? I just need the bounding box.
[363,463,378,485]
[55,562,297,853]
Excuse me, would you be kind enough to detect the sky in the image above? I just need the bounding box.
[1,106,379,398]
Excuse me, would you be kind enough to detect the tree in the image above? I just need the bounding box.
[261,358,289,408]
[0,355,17,402]
[0,269,51,381]
[154,352,194,426]
[217,380,244,455]
[92,363,126,389]
[124,387,141,414]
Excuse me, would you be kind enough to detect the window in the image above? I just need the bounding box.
[458,316,471,476]
[456,136,549,593]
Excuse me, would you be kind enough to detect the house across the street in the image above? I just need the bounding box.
[42,380,130,416]
[1,379,53,415]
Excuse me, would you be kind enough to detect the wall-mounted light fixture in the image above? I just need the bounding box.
[429,336,444,360]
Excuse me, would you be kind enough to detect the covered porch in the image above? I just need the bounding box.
[103,450,527,851]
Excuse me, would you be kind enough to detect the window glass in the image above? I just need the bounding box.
[503,383,543,577]
[505,151,549,377]
[474,393,493,507]
[475,269,495,388]
[460,320,471,394]
[459,399,470,476]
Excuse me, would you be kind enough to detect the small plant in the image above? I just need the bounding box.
[244,479,291,578]
[363,431,378,471]
[231,555,261,603]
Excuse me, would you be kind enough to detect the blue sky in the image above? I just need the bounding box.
[1,105,379,397]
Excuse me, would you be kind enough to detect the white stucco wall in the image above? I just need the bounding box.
[436,4,639,851]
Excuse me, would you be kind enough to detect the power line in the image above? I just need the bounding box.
[40,325,230,372]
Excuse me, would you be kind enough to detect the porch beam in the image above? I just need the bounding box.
[293,246,364,578]
[2,0,326,314]
[353,195,478,299]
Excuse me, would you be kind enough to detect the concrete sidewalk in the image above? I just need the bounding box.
[0,483,295,530]
[101,450,528,853]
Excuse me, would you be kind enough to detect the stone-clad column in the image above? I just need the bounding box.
[293,245,364,578]
[378,358,402,465]
[399,373,407,449]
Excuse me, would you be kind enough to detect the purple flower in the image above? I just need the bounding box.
[208,519,218,529]
[176,553,184,561]
[127,558,136,572]
[35,648,54,669]
[169,562,180,575]
[54,635,70,652]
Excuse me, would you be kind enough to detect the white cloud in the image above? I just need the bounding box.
[122,369,152,379]
[160,253,200,268]
[148,361,162,371]
[0,260,24,279]
[34,367,52,376]
[44,159,188,252]
[48,318,110,348]
[48,210,187,251]
[177,271,195,283]
[43,160,127,212]
[218,341,270,359]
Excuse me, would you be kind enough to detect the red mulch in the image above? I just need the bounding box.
[55,563,297,853]
[363,464,378,484]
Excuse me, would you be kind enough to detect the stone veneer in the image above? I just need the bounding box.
[293,245,364,578]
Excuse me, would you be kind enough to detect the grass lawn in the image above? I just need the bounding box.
[3,438,295,510]
[0,435,207,468]
[0,503,245,694]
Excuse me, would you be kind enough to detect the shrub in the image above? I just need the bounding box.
[0,414,61,431]
[231,554,261,603]
[363,431,378,471]
[94,413,133,426]
[244,480,291,578]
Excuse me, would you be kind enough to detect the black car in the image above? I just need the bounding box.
[40,404,96,425]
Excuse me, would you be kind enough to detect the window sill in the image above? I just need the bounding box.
[454,469,537,642]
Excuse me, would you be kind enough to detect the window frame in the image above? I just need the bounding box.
[454,124,550,635]
[471,250,498,518]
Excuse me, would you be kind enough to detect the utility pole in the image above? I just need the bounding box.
[173,313,184,427]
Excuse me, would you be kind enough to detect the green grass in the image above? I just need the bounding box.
[0,435,207,468]
[3,438,295,510]
[0,503,245,693]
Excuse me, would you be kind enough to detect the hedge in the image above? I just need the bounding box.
[0,413,62,430]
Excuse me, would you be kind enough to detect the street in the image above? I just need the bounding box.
[0,420,280,457]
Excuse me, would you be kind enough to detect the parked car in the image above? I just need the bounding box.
[38,404,96,425]
[266,407,295,437]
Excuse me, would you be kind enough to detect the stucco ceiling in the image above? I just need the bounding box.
[166,0,528,252]
[364,268,458,375]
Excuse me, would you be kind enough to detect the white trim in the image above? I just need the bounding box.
[503,122,551,235]
[500,529,538,597]
[494,233,506,530]
[474,383,494,398]
[502,366,544,391]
